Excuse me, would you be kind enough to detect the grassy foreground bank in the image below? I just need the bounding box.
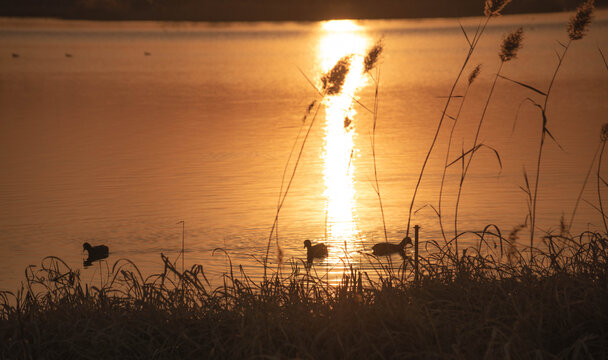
[1,230,607,359]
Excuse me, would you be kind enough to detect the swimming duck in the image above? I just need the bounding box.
[372,236,412,259]
[304,239,328,264]
[83,242,109,266]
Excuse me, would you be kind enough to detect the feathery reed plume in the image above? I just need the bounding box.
[321,55,352,95]
[468,64,482,85]
[559,214,568,237]
[507,224,524,264]
[568,0,594,41]
[484,0,512,17]
[344,116,352,129]
[601,123,608,141]
[276,243,284,265]
[302,100,316,124]
[499,27,524,62]
[363,40,383,74]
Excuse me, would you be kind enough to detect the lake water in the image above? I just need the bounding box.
[1,11,607,291]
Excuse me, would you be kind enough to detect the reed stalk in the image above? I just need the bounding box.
[453,61,504,257]
[530,0,594,257]
[405,1,511,237]
[370,67,388,243]
[568,139,601,230]
[437,65,481,243]
[598,134,608,234]
[453,27,523,260]
[405,18,488,238]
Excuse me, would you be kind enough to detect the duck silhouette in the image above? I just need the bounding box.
[12,53,19,58]
[65,53,73,58]
[83,242,109,267]
[304,239,328,264]
[372,236,412,259]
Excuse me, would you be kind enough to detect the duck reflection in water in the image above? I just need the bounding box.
[83,242,109,267]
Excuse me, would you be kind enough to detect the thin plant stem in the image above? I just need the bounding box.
[274,115,308,262]
[569,141,601,230]
[454,61,504,258]
[370,67,388,243]
[530,40,571,257]
[264,101,323,279]
[405,16,491,238]
[598,140,608,234]
[438,83,472,243]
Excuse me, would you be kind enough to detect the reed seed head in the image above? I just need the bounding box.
[484,0,511,17]
[363,39,383,73]
[568,0,594,41]
[302,100,316,124]
[601,123,608,141]
[499,27,524,62]
[321,55,352,96]
[559,214,569,236]
[468,64,482,85]
[507,224,525,264]
[307,100,316,113]
[276,243,284,265]
[344,116,352,129]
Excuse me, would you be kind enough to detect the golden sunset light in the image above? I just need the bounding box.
[1,0,607,357]
[318,20,370,262]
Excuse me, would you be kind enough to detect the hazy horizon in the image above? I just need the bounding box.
[2,0,608,22]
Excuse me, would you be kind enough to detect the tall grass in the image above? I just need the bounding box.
[405,0,512,239]
[437,64,481,243]
[510,0,595,257]
[366,41,389,244]
[568,123,607,230]
[453,27,523,259]
[263,55,354,277]
[2,229,607,358]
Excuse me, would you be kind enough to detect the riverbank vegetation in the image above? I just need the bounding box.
[1,229,607,358]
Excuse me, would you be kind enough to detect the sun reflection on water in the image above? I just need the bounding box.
[318,20,370,263]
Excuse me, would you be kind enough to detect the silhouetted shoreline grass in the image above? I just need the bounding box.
[2,231,607,359]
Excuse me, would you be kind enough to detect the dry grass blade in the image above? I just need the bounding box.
[497,74,546,95]
[599,47,608,71]
[458,20,472,48]
[447,143,502,171]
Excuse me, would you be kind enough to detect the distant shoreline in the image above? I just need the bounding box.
[1,0,607,23]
